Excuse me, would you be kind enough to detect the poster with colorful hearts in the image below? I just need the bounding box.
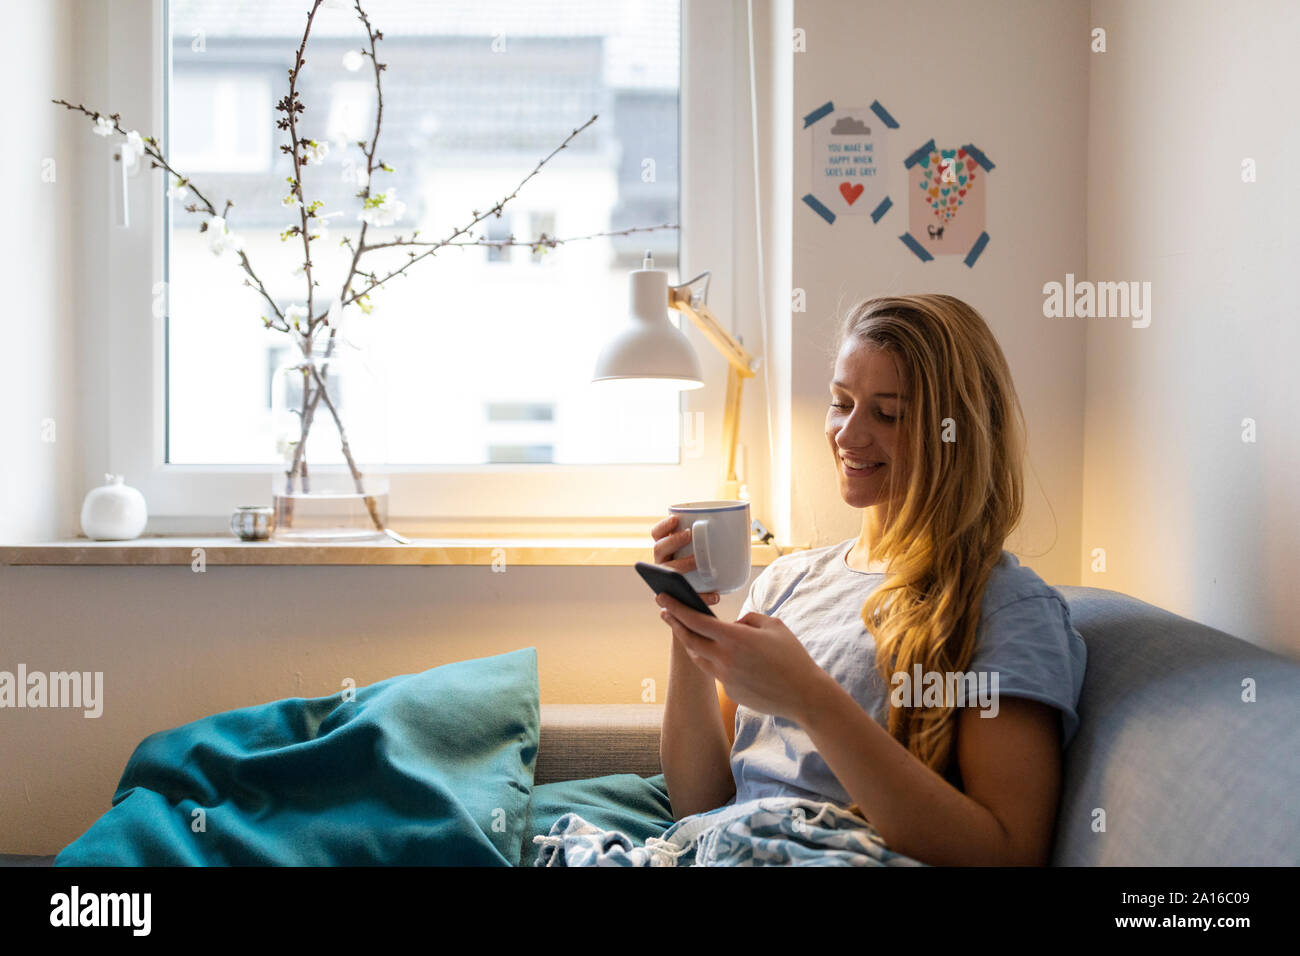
[811,106,889,217]
[907,145,986,255]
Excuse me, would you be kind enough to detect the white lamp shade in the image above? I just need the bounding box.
[592,263,704,388]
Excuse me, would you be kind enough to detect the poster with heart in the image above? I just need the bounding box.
[811,106,888,217]
[906,143,988,258]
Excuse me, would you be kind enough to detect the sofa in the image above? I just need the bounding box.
[5,585,1298,866]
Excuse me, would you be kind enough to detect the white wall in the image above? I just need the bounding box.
[1083,0,1300,654]
[790,0,1091,587]
[0,0,84,543]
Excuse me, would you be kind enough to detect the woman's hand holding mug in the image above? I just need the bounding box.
[650,514,721,607]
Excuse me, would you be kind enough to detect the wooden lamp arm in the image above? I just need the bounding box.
[668,278,760,501]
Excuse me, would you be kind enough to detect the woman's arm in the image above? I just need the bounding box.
[798,677,1062,866]
[651,514,736,820]
[660,633,736,819]
[657,594,1063,863]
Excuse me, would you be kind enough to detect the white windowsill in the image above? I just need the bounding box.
[0,536,799,567]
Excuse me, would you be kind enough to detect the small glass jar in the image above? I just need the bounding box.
[230,505,274,541]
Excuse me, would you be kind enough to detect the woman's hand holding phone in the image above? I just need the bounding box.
[650,513,721,607]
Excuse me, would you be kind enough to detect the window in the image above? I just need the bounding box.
[167,0,681,467]
[485,399,558,464]
[95,0,740,523]
[170,71,274,173]
[486,213,513,264]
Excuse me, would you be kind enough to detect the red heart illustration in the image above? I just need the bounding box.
[958,189,966,196]
[966,158,976,171]
[840,182,864,205]
[957,148,966,158]
[949,196,957,204]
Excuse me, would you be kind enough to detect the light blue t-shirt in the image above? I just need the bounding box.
[727,537,1087,807]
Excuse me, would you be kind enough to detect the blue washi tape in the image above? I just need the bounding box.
[803,101,834,127]
[964,232,990,267]
[899,232,933,261]
[869,100,899,129]
[904,139,936,169]
[870,196,892,223]
[960,144,994,171]
[802,193,836,224]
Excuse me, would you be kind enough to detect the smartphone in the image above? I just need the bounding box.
[634,561,717,618]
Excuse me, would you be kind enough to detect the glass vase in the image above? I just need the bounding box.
[271,474,389,543]
[270,335,388,542]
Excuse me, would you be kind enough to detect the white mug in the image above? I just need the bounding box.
[669,500,752,594]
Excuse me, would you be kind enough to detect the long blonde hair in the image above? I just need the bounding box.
[830,294,1027,776]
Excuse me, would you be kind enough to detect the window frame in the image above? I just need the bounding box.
[95,0,743,529]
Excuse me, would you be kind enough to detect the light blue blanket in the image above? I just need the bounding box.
[533,796,929,866]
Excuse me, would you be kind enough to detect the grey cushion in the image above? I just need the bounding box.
[534,704,663,784]
[1051,586,1300,865]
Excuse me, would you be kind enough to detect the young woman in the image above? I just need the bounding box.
[652,293,1087,867]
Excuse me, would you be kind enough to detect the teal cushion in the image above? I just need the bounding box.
[55,648,540,866]
[519,772,675,865]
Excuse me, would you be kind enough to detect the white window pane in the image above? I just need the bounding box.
[166,0,681,466]
[171,73,273,173]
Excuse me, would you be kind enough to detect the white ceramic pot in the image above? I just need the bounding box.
[80,474,148,540]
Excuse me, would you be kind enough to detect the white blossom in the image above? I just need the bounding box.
[285,304,309,328]
[275,435,297,460]
[358,189,406,227]
[167,177,189,200]
[123,130,146,163]
[303,140,329,165]
[311,210,345,243]
[281,192,301,209]
[205,216,243,257]
[93,116,115,137]
[326,297,362,338]
[335,299,377,348]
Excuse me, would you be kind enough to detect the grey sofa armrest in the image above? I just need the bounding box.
[535,704,665,784]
